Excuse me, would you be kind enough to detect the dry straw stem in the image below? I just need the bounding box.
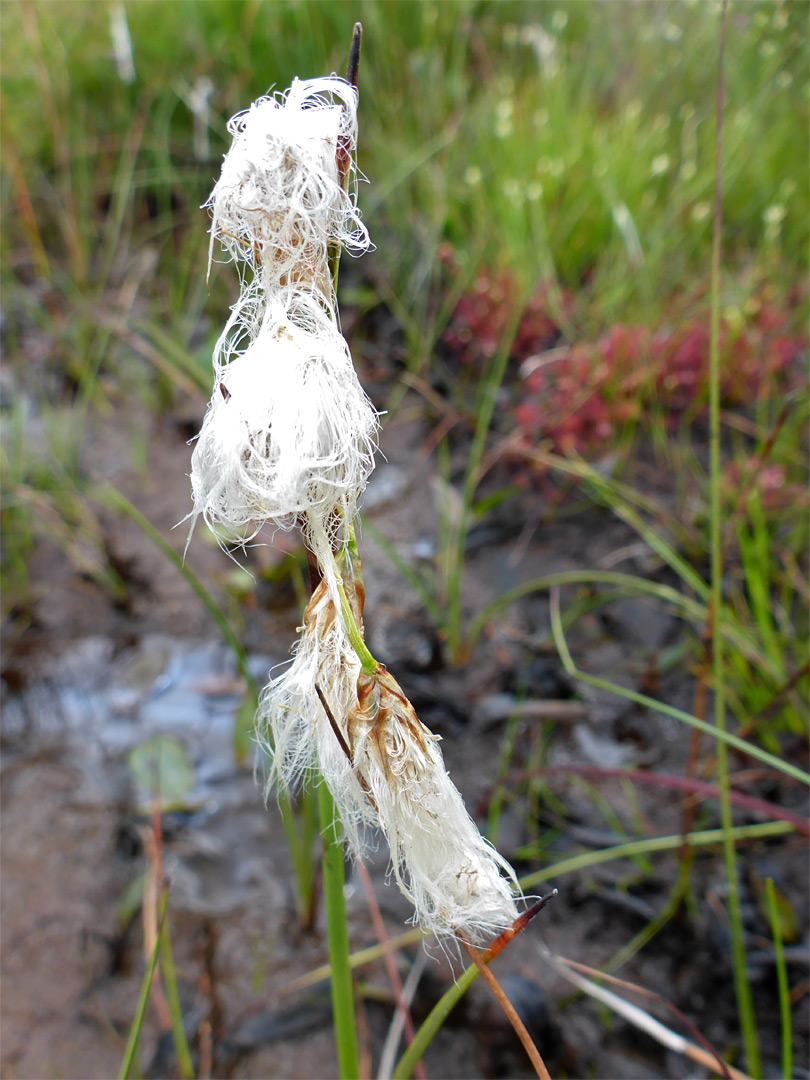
[546,952,751,1080]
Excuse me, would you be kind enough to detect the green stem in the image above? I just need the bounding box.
[119,892,168,1080]
[318,781,360,1080]
[159,913,194,1079]
[709,5,760,1074]
[336,576,377,674]
[765,877,792,1080]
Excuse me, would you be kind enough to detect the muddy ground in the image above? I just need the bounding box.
[2,378,808,1080]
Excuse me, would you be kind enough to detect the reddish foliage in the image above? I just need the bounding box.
[723,456,807,512]
[441,269,565,366]
[442,271,806,456]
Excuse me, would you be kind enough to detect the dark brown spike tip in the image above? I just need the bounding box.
[483,890,558,962]
[347,22,363,88]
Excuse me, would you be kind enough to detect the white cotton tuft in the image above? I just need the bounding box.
[189,301,378,541]
[260,572,521,945]
[259,573,376,854]
[199,70,520,946]
[207,76,370,291]
[347,668,521,944]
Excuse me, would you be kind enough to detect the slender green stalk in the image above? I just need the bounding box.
[549,590,810,786]
[601,866,692,976]
[279,788,320,929]
[318,781,360,1080]
[119,892,168,1080]
[159,913,195,1079]
[518,820,794,890]
[765,877,792,1080]
[392,962,479,1080]
[393,820,793,1080]
[336,576,377,673]
[709,6,760,1073]
[468,569,707,652]
[445,299,527,661]
[361,517,443,625]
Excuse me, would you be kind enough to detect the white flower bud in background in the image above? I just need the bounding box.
[190,297,378,543]
[207,76,370,294]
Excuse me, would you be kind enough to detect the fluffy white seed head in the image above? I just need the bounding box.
[189,299,378,542]
[207,76,370,293]
[259,572,376,853]
[260,572,521,944]
[347,668,521,943]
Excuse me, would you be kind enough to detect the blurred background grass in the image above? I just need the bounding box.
[2,0,807,738]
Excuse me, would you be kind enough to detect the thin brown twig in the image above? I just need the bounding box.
[552,955,744,1080]
[478,766,809,836]
[142,798,172,1031]
[314,683,380,814]
[484,892,558,962]
[315,683,354,765]
[461,936,551,1080]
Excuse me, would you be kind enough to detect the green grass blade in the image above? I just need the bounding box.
[765,877,793,1080]
[318,782,359,1080]
[361,517,444,626]
[159,911,195,1079]
[518,820,794,890]
[97,484,257,697]
[446,301,527,661]
[391,962,479,1080]
[549,591,810,786]
[467,569,707,656]
[709,7,760,1073]
[119,892,168,1080]
[279,788,320,930]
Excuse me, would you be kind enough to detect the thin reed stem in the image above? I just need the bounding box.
[765,877,793,1080]
[119,892,168,1080]
[709,4,761,1073]
[318,782,360,1080]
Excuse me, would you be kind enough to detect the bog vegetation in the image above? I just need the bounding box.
[1,3,807,1078]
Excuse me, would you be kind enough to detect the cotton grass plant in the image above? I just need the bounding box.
[190,31,523,957]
